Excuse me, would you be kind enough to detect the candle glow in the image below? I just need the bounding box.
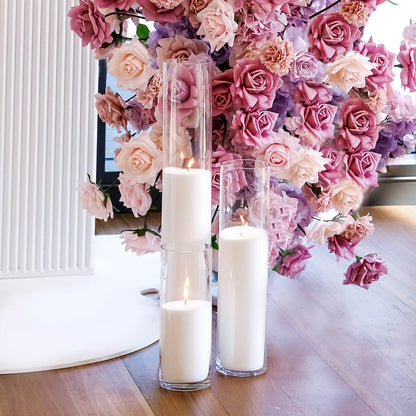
[184,277,190,305]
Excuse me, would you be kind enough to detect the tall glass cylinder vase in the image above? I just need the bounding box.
[216,159,270,377]
[161,59,212,246]
[159,242,212,391]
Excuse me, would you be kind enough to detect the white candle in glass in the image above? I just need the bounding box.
[217,225,268,372]
[160,278,212,383]
[161,162,211,245]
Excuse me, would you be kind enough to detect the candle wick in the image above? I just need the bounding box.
[184,298,187,305]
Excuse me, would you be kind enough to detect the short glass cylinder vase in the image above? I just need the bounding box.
[159,242,212,391]
[161,59,212,247]
[216,159,270,377]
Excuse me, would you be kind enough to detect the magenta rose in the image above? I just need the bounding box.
[138,0,185,24]
[318,147,346,188]
[343,254,388,290]
[344,150,381,189]
[68,0,112,49]
[231,109,278,151]
[337,100,380,151]
[308,13,360,63]
[95,0,137,9]
[294,81,332,105]
[327,235,357,261]
[355,39,395,91]
[231,58,282,110]
[397,42,416,92]
[275,245,312,279]
[212,69,234,116]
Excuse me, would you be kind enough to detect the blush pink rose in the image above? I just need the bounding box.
[78,181,114,222]
[308,13,360,63]
[403,23,416,46]
[343,254,388,290]
[306,218,348,245]
[330,180,363,214]
[68,0,112,49]
[303,185,334,213]
[212,69,234,116]
[337,100,380,151]
[397,42,416,92]
[95,0,137,9]
[138,0,185,23]
[115,131,163,185]
[95,87,128,133]
[231,58,283,111]
[118,173,152,217]
[344,150,381,189]
[196,0,238,52]
[121,230,161,255]
[107,37,154,92]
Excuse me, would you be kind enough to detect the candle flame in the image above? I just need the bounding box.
[184,277,190,305]
[239,215,248,226]
[187,158,194,171]
[180,151,185,161]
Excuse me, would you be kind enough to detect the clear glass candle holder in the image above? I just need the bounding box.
[161,59,212,247]
[159,242,212,391]
[216,159,270,377]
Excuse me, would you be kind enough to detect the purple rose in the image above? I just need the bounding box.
[231,58,283,111]
[327,235,357,261]
[397,42,416,92]
[271,86,295,129]
[210,44,231,65]
[290,51,324,81]
[68,0,112,49]
[343,254,388,290]
[212,69,234,116]
[276,245,312,279]
[344,150,381,189]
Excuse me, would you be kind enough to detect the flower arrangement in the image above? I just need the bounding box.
[71,0,416,289]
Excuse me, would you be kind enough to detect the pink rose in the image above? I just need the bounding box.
[288,149,330,188]
[325,51,377,93]
[212,69,234,116]
[256,130,301,179]
[250,0,291,22]
[294,81,332,105]
[364,89,388,114]
[78,181,114,222]
[115,131,163,185]
[355,39,395,92]
[327,235,357,261]
[68,0,112,49]
[343,254,388,290]
[95,87,128,133]
[318,147,346,188]
[276,245,312,279]
[118,173,152,217]
[196,0,238,52]
[138,0,185,23]
[95,0,137,9]
[397,42,416,92]
[121,230,161,255]
[231,110,278,151]
[403,23,416,46]
[389,92,416,123]
[107,37,154,91]
[155,35,209,69]
[231,58,282,111]
[337,100,380,151]
[344,150,381,189]
[331,180,363,214]
[308,13,360,63]
[291,51,323,81]
[220,159,249,204]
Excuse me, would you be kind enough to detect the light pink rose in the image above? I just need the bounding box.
[138,0,185,24]
[397,42,416,92]
[107,37,154,91]
[331,180,363,214]
[68,0,112,49]
[325,51,377,93]
[288,149,330,188]
[291,51,322,81]
[197,0,238,52]
[121,230,161,255]
[256,130,301,179]
[95,0,137,9]
[364,89,387,114]
[118,173,152,217]
[95,87,128,133]
[78,181,114,221]
[389,92,416,123]
[303,185,333,213]
[231,58,283,111]
[337,100,380,151]
[306,218,349,245]
[155,35,209,69]
[403,23,416,46]
[259,37,295,76]
[344,150,381,189]
[115,131,163,185]
[308,13,360,63]
[212,69,234,116]
[148,121,164,150]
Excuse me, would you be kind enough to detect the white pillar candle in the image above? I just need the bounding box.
[217,225,268,372]
[160,300,211,383]
[161,167,211,245]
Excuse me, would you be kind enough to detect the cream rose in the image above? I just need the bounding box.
[115,131,163,185]
[306,219,349,245]
[107,37,154,91]
[325,51,377,93]
[331,180,363,214]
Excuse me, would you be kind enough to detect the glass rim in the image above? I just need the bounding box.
[161,242,211,254]
[162,58,213,67]
[219,159,270,170]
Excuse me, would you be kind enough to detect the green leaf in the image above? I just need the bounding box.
[136,24,150,41]
[212,234,219,251]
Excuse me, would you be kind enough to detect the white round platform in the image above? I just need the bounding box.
[0,235,161,374]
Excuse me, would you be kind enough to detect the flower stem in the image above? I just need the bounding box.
[105,11,145,19]
[309,0,341,19]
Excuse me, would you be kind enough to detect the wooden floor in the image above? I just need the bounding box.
[1,206,416,416]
